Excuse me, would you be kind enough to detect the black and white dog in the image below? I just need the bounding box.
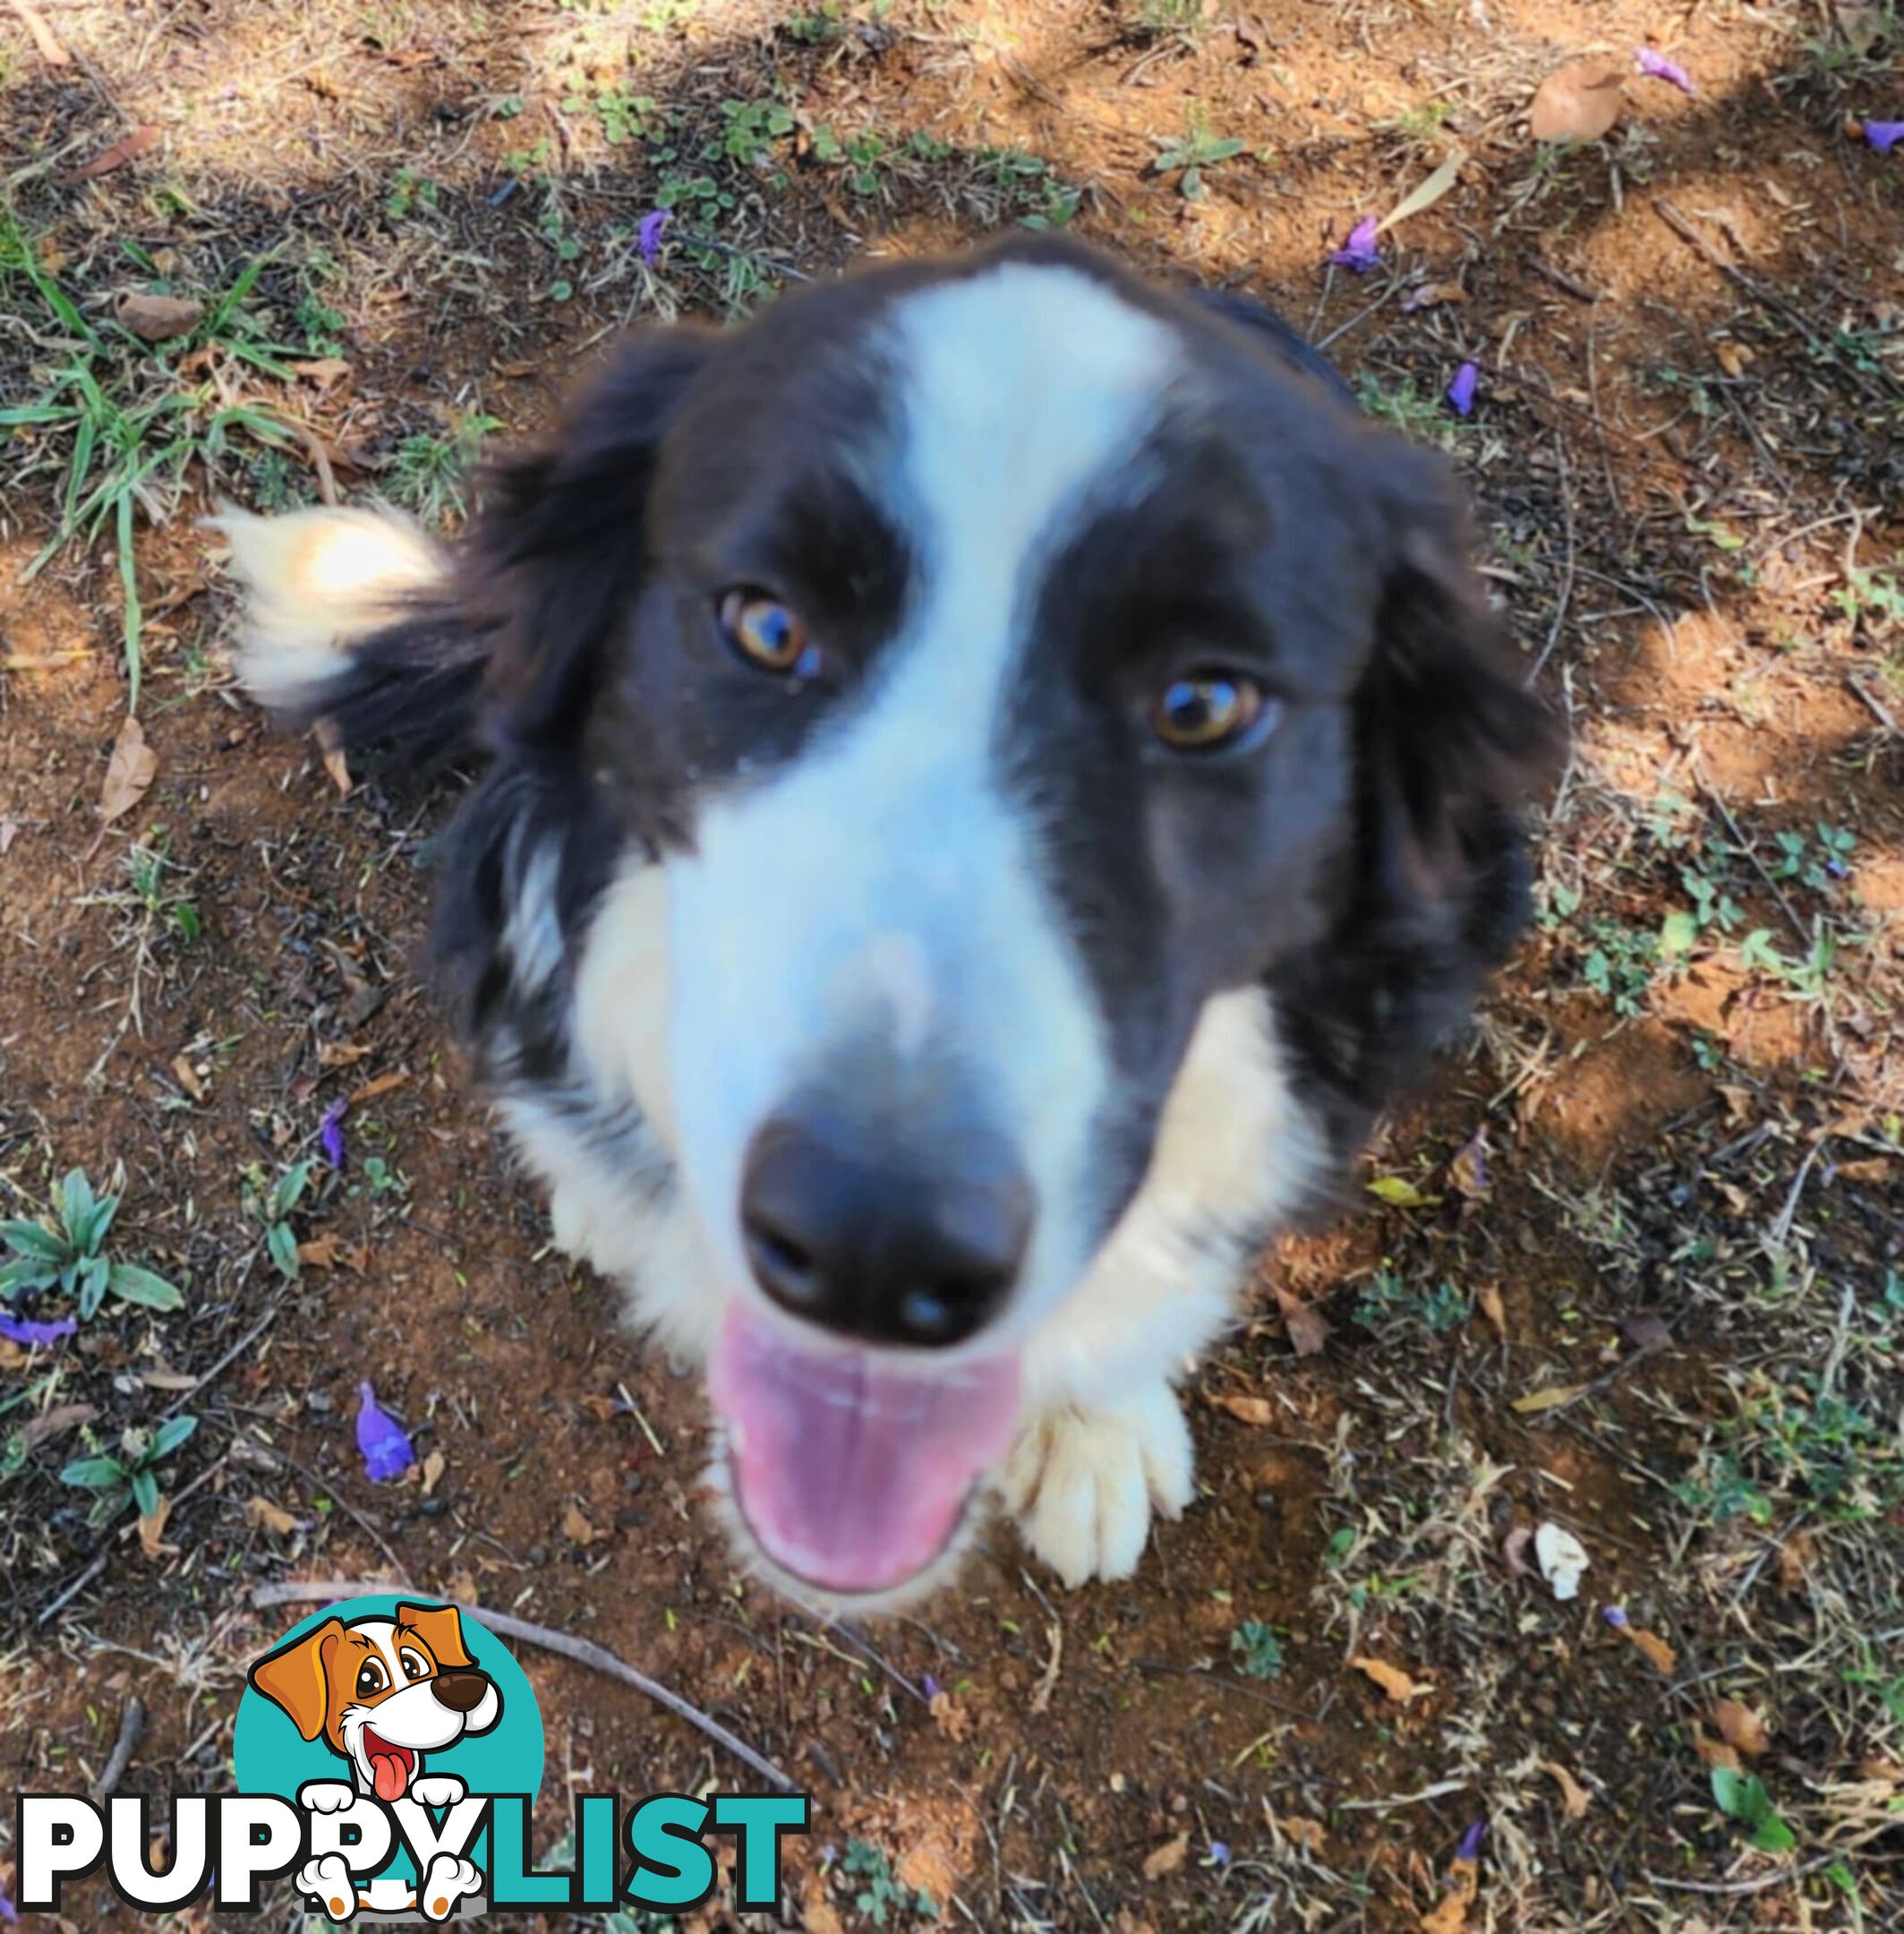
[220,235,1550,1606]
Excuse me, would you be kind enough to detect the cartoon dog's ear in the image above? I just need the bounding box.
[397,1602,475,1672]
[249,1617,346,1741]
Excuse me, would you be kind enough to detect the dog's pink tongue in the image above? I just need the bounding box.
[710,1305,1020,1596]
[371,1754,406,1803]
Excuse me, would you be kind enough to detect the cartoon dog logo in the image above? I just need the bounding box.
[248,1601,501,1920]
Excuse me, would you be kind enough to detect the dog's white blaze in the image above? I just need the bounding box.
[215,504,441,712]
[659,263,1182,1328]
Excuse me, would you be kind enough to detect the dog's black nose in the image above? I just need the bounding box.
[739,1108,1032,1348]
[431,1670,491,1713]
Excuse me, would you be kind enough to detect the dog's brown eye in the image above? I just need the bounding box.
[398,1647,430,1682]
[1152,672,1270,753]
[719,590,817,678]
[355,1659,388,1699]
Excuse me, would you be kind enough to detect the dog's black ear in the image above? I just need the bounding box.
[468,328,714,751]
[1273,441,1558,1134]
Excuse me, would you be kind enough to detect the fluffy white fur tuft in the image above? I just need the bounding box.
[212,502,444,714]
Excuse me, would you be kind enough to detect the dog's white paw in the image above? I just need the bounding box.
[418,1853,483,1921]
[999,1383,1195,1587]
[297,1779,358,1815]
[410,1774,466,1807]
[298,1853,359,1921]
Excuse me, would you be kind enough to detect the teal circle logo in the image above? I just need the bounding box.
[235,1595,543,1920]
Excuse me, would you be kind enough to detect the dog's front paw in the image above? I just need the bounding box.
[410,1774,466,1807]
[418,1853,483,1921]
[297,1779,358,1815]
[999,1383,1195,1587]
[298,1853,359,1921]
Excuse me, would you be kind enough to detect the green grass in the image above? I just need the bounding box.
[387,410,504,526]
[1151,109,1246,199]
[1230,1620,1285,1680]
[61,1415,197,1526]
[0,217,305,711]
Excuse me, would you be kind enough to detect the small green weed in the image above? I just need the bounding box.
[247,1160,314,1281]
[1770,822,1857,893]
[840,1840,935,1926]
[562,85,659,146]
[1,1170,183,1317]
[1831,563,1904,629]
[1229,1620,1285,1680]
[384,168,439,221]
[1131,0,1206,37]
[127,836,201,944]
[62,1416,198,1525]
[1354,1266,1468,1336]
[1580,920,1658,1016]
[1710,1767,1797,1854]
[387,410,503,526]
[1151,109,1245,199]
[721,98,796,168]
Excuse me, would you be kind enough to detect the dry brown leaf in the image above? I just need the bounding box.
[561,1502,600,1546]
[170,1055,206,1102]
[116,292,203,343]
[348,1067,410,1105]
[18,1402,97,1450]
[246,1495,299,1536]
[1511,1383,1586,1414]
[1419,1858,1478,1934]
[138,1495,173,1559]
[1212,1392,1275,1426]
[1377,150,1465,233]
[1280,1816,1328,1856]
[1779,1528,1816,1592]
[1529,61,1626,143]
[1691,1722,1742,1773]
[1477,1283,1507,1339]
[1621,1625,1677,1674]
[1447,1126,1490,1200]
[100,714,158,823]
[1541,1760,1592,1818]
[1712,1699,1770,1759]
[421,1449,448,1498]
[0,1338,25,1372]
[928,1690,972,1741]
[318,1040,372,1067]
[66,125,161,183]
[296,1233,341,1270]
[293,357,353,389]
[1140,1833,1190,1880]
[1351,1656,1430,1703]
[1274,1286,1331,1359]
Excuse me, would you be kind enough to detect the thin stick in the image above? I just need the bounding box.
[252,1579,794,1793]
[5,0,69,64]
[92,1696,145,1801]
[1642,1853,1839,1895]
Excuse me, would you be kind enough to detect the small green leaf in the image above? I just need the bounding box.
[1367,1176,1439,1209]
[149,1414,198,1459]
[108,1262,184,1311]
[1659,909,1700,958]
[79,1255,111,1320]
[57,1169,95,1237]
[267,1220,301,1281]
[0,1256,56,1297]
[2,1219,70,1263]
[269,1160,313,1220]
[131,1468,159,1519]
[1751,1812,1798,1854]
[61,1456,125,1490]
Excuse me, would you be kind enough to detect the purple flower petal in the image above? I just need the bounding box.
[0,1885,15,1924]
[1455,1820,1488,1864]
[921,1673,940,1699]
[355,1380,416,1482]
[1328,215,1380,273]
[1863,121,1904,153]
[1208,1841,1231,1866]
[636,208,672,266]
[1602,1603,1630,1628]
[0,1312,77,1348]
[320,1100,347,1170]
[1447,361,1480,417]
[1635,48,1696,95]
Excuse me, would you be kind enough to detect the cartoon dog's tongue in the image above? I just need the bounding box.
[363,1733,412,1801]
[709,1304,1020,1596]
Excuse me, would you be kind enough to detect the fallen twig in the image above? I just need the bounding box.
[252,1579,794,1792]
[5,0,69,65]
[92,1697,145,1801]
[1642,1853,1840,1895]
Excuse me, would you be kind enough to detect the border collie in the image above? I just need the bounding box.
[218,235,1551,1608]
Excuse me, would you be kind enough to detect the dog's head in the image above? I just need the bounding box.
[440,235,1553,1602]
[248,1603,500,1800]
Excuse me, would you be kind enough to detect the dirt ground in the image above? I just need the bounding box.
[1,1,1900,1929]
